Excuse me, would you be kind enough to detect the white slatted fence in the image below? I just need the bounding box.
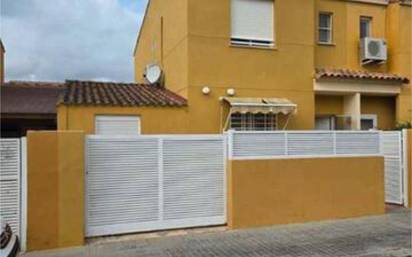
[0,139,21,237]
[381,131,404,205]
[229,131,381,159]
[228,130,406,205]
[86,135,226,237]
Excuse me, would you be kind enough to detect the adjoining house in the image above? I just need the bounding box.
[129,0,411,134]
[1,81,64,137]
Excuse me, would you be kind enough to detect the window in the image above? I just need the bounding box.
[230,113,277,131]
[231,0,274,48]
[361,114,377,130]
[360,16,372,38]
[95,116,141,135]
[315,116,335,130]
[318,13,333,44]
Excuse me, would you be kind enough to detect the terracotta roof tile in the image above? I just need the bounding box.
[1,81,65,115]
[59,80,187,107]
[315,68,409,83]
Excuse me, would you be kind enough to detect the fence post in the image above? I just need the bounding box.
[284,132,288,156]
[402,129,409,207]
[228,130,234,159]
[333,131,337,155]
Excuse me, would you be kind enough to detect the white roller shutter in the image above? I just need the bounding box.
[95,116,140,135]
[231,0,274,42]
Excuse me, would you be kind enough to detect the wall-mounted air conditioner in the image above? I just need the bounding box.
[360,37,387,65]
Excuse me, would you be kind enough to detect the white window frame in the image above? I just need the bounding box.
[315,115,336,130]
[95,115,141,135]
[361,114,378,130]
[318,12,333,44]
[360,16,372,38]
[230,0,275,48]
[230,113,278,131]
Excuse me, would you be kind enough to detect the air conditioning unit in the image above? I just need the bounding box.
[360,37,387,65]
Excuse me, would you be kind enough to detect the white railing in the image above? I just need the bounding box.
[227,130,382,160]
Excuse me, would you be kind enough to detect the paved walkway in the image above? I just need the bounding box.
[23,209,412,257]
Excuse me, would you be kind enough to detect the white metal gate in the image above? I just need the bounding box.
[0,139,23,237]
[381,131,405,205]
[86,135,226,237]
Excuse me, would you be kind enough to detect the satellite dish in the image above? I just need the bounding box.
[144,64,162,84]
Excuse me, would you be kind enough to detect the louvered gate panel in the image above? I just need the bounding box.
[287,132,334,155]
[381,132,403,204]
[232,132,286,157]
[86,135,226,237]
[0,139,21,236]
[335,132,380,155]
[163,138,225,225]
[86,137,159,236]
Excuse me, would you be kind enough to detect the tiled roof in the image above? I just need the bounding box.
[1,81,65,115]
[59,80,187,107]
[315,68,409,83]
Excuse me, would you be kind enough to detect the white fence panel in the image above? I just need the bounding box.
[381,131,403,205]
[230,131,382,159]
[0,139,21,236]
[86,135,226,237]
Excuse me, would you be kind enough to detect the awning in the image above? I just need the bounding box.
[222,97,297,115]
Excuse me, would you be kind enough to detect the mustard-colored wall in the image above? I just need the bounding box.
[361,96,396,129]
[315,95,344,115]
[315,1,411,123]
[27,131,84,251]
[227,157,385,229]
[388,4,412,123]
[134,0,189,97]
[185,0,316,132]
[58,105,190,134]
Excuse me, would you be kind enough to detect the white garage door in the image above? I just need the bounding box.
[95,116,140,135]
[85,135,226,237]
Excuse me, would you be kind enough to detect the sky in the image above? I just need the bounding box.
[1,0,148,82]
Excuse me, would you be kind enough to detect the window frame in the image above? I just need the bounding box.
[229,113,278,131]
[360,16,372,39]
[230,0,275,48]
[318,12,333,45]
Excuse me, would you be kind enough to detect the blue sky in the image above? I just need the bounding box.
[1,0,149,82]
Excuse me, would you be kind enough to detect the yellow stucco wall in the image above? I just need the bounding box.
[134,0,189,97]
[27,131,84,251]
[58,105,190,134]
[361,96,396,129]
[315,0,411,123]
[227,157,385,229]
[315,95,344,115]
[186,0,316,132]
[131,0,411,135]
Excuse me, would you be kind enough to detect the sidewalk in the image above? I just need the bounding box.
[22,208,412,257]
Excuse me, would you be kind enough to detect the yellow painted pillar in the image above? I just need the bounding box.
[344,93,361,130]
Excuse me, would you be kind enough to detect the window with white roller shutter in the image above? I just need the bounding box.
[95,116,140,135]
[231,0,275,47]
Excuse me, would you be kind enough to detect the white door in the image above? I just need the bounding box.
[0,139,21,236]
[315,116,334,130]
[95,116,140,135]
[85,135,226,237]
[381,131,404,205]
